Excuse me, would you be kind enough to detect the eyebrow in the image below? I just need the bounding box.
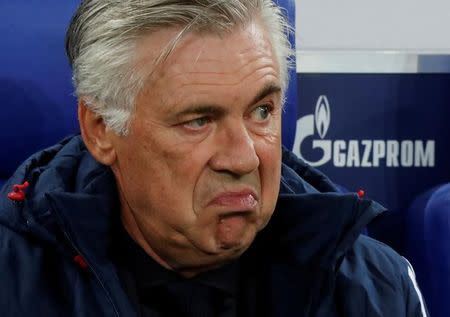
[249,82,282,107]
[174,82,282,119]
[175,105,226,120]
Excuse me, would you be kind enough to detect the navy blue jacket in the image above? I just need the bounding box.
[0,136,428,316]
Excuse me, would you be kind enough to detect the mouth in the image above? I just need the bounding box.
[207,190,258,213]
[201,190,260,252]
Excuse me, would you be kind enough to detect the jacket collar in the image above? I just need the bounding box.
[266,193,384,268]
[45,167,118,261]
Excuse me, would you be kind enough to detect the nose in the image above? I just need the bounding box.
[209,122,260,176]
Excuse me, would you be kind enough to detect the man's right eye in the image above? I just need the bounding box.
[182,117,211,131]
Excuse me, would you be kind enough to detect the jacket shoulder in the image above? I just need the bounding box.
[336,235,428,316]
[0,223,54,314]
[0,222,105,316]
[344,235,406,275]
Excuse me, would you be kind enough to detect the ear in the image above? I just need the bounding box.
[78,100,117,166]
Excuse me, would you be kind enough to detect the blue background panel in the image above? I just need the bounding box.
[295,73,450,251]
[0,1,80,178]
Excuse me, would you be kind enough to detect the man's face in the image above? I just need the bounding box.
[110,21,282,275]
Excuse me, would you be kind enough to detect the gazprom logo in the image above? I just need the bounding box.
[293,95,435,168]
[315,95,330,139]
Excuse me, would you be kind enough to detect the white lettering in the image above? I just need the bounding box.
[333,140,346,167]
[401,140,414,167]
[346,140,360,167]
[414,140,435,167]
[386,140,399,167]
[361,140,372,167]
[373,140,386,167]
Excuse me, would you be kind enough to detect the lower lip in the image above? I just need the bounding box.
[209,193,258,211]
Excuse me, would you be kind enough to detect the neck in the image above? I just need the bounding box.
[120,211,174,271]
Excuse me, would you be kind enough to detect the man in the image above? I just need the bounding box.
[0,1,428,316]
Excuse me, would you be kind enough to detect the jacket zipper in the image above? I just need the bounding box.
[61,229,121,317]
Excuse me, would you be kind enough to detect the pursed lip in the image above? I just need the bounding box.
[207,189,259,213]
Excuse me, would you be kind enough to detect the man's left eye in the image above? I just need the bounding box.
[251,105,272,121]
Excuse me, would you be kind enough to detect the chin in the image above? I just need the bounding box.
[215,228,256,257]
[209,244,249,267]
[172,234,254,277]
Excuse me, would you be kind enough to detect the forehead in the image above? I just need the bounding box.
[135,21,280,109]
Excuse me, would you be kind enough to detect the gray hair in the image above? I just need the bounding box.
[66,0,293,135]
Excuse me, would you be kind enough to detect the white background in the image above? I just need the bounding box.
[296,0,450,52]
[295,0,450,72]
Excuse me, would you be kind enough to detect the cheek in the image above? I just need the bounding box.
[257,136,282,214]
[121,130,213,218]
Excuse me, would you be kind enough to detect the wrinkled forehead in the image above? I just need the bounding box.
[133,20,278,86]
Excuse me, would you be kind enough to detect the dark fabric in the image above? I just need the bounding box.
[112,222,239,317]
[0,135,428,316]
